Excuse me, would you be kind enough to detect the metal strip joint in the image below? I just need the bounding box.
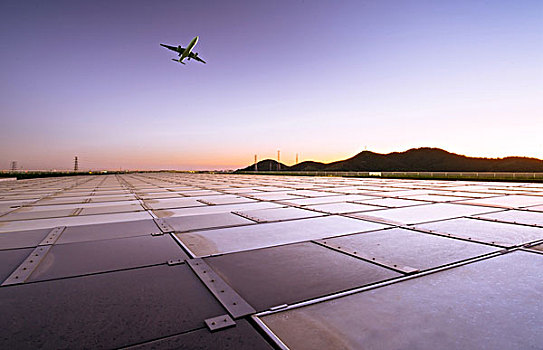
[186,258,256,318]
[39,226,66,246]
[2,245,52,286]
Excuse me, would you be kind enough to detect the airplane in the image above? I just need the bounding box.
[160,36,206,65]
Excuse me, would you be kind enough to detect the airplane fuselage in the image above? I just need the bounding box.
[180,36,198,62]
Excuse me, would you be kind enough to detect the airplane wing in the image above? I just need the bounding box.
[160,44,185,54]
[189,52,206,64]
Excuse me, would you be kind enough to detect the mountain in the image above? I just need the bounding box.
[240,159,288,172]
[237,148,543,172]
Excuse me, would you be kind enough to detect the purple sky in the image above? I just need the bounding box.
[1,0,542,170]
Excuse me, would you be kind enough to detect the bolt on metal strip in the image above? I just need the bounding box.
[406,225,509,248]
[231,211,261,223]
[471,215,543,228]
[38,226,66,246]
[205,314,236,332]
[154,218,176,233]
[2,245,52,286]
[186,258,255,319]
[314,239,419,274]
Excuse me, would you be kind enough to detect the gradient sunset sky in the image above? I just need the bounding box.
[1,0,542,170]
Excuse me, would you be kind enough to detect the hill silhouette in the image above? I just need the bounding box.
[238,148,543,172]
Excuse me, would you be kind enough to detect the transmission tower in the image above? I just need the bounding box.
[254,154,258,172]
[74,156,79,172]
[10,161,17,171]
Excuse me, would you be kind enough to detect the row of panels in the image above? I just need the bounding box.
[1,173,542,349]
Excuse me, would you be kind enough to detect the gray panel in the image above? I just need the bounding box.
[416,217,543,247]
[0,228,50,250]
[89,195,138,202]
[13,200,142,212]
[0,211,153,233]
[179,215,390,257]
[0,208,77,222]
[356,197,429,208]
[318,228,499,271]
[206,242,401,311]
[247,192,305,201]
[143,197,206,210]
[197,195,256,205]
[27,235,189,282]
[475,210,543,227]
[234,207,324,223]
[56,219,160,244]
[0,248,33,282]
[164,212,255,232]
[404,194,472,202]
[351,203,498,225]
[457,194,543,209]
[283,194,376,207]
[139,192,183,199]
[304,202,382,214]
[0,264,226,349]
[259,251,543,350]
[154,201,283,218]
[180,190,224,197]
[124,319,272,350]
[78,203,144,215]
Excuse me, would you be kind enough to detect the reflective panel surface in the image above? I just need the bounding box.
[206,242,401,311]
[260,251,543,350]
[179,215,389,257]
[417,217,543,247]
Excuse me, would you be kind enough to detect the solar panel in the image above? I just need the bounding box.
[178,215,390,257]
[350,203,500,225]
[316,227,500,272]
[257,251,543,350]
[1,173,541,349]
[0,264,230,348]
[206,241,401,311]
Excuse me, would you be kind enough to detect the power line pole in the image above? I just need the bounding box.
[254,154,258,172]
[74,156,79,172]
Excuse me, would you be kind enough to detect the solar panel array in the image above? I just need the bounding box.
[1,173,542,349]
